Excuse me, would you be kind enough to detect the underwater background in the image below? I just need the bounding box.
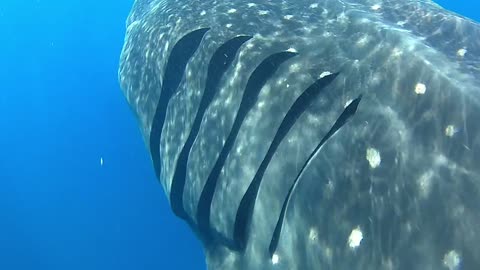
[0,0,478,269]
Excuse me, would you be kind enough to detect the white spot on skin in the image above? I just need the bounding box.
[434,154,448,166]
[227,8,237,14]
[418,170,434,198]
[286,47,297,53]
[323,31,332,38]
[415,83,426,95]
[348,227,363,249]
[225,96,233,106]
[257,100,265,109]
[445,125,458,137]
[336,12,348,24]
[345,99,353,108]
[443,250,461,270]
[371,4,382,11]
[289,63,300,72]
[366,147,381,168]
[309,228,318,241]
[356,35,369,46]
[319,71,332,78]
[324,246,333,260]
[391,47,403,58]
[277,78,287,86]
[383,258,394,270]
[326,179,335,195]
[457,48,467,58]
[271,253,280,264]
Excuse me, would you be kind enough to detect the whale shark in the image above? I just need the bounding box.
[118,0,480,269]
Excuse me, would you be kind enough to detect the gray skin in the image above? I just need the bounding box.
[118,0,480,269]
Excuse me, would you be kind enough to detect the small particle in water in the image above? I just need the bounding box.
[226,23,232,28]
[348,226,363,249]
[445,125,458,137]
[200,10,206,16]
[271,253,280,265]
[443,250,461,270]
[227,8,237,14]
[100,157,104,166]
[284,15,293,20]
[259,10,269,15]
[366,147,381,168]
[415,83,426,95]
[309,3,319,9]
[371,4,381,11]
[457,48,467,58]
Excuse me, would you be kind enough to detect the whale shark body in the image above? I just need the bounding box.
[118,0,480,269]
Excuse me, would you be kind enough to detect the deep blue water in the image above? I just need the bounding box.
[0,1,478,269]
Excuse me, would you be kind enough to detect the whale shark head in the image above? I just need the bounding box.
[118,1,480,269]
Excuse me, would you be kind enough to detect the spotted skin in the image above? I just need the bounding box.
[119,1,480,269]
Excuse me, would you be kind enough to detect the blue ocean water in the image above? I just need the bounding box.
[0,1,478,270]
